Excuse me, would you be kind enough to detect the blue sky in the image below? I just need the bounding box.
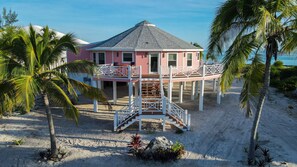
[2,0,225,48]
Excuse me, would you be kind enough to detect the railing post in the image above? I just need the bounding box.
[114,111,118,131]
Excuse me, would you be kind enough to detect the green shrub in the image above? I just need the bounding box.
[273,60,284,68]
[279,76,297,91]
[280,67,297,80]
[270,66,280,80]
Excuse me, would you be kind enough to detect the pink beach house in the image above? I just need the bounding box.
[67,21,223,132]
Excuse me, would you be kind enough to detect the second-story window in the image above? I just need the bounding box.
[122,52,134,63]
[187,53,192,66]
[168,53,177,67]
[93,52,105,64]
[98,53,105,64]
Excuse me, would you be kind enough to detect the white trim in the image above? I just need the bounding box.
[122,52,134,63]
[167,53,178,68]
[149,53,159,74]
[87,47,203,52]
[112,51,114,64]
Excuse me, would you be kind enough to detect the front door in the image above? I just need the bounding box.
[149,53,159,73]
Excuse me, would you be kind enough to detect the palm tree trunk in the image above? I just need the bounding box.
[248,51,272,164]
[44,93,58,157]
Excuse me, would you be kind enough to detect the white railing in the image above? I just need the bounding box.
[94,64,223,79]
[142,98,163,112]
[205,64,223,75]
[114,97,140,131]
[94,65,141,78]
[165,97,190,130]
[161,64,223,78]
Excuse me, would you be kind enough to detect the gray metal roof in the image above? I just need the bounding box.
[88,21,203,51]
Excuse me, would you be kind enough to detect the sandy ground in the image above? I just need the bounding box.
[0,81,297,167]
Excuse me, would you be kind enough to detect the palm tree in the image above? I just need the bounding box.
[0,25,111,158]
[207,0,297,164]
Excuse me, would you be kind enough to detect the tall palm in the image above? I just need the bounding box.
[207,0,297,164]
[0,25,111,158]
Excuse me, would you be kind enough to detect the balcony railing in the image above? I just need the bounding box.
[94,64,223,79]
[94,64,141,78]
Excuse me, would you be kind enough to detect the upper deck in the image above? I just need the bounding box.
[93,63,223,82]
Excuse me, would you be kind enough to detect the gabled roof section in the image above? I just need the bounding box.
[88,20,203,51]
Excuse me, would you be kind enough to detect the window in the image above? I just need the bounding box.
[98,53,105,64]
[93,53,96,63]
[168,53,177,67]
[122,52,134,62]
[187,53,192,66]
[93,52,105,64]
[197,52,200,60]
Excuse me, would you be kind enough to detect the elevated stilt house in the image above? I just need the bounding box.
[67,21,223,132]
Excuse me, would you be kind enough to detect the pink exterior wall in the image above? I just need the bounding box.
[135,52,149,74]
[67,45,92,63]
[68,47,201,75]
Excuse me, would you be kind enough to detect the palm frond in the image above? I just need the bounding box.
[221,32,257,92]
[68,78,112,110]
[53,60,95,74]
[44,81,79,123]
[240,54,264,117]
[11,76,40,112]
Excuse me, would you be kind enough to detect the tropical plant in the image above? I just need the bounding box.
[0,8,18,28]
[0,25,111,158]
[207,0,297,164]
[127,133,143,155]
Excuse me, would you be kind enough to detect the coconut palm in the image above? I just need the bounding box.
[0,25,111,158]
[207,0,297,164]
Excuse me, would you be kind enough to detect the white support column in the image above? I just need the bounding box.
[199,65,205,111]
[139,66,142,115]
[191,81,195,100]
[195,81,199,97]
[139,118,142,131]
[217,78,221,104]
[113,81,117,104]
[101,81,104,89]
[168,66,173,103]
[187,114,191,131]
[179,82,184,103]
[92,80,98,112]
[128,66,133,111]
[134,82,139,98]
[213,79,217,93]
[114,111,118,131]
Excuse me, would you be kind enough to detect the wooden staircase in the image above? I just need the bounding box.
[114,77,191,132]
[141,79,161,98]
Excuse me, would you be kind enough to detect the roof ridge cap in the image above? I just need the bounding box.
[147,26,162,49]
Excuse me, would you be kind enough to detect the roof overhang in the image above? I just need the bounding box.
[87,47,204,52]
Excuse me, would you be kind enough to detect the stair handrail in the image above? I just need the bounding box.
[165,97,188,127]
[114,97,140,131]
